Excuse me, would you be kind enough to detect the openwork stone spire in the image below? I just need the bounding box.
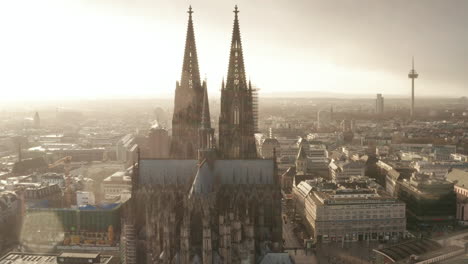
[225,5,247,92]
[171,6,205,159]
[218,6,257,159]
[181,5,202,92]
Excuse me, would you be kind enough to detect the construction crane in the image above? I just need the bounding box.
[48,156,72,170]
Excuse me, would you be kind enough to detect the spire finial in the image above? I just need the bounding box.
[188,5,193,16]
[234,5,239,17]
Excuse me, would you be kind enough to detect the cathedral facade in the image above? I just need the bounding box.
[124,6,283,264]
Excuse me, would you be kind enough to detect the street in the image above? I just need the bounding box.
[282,211,319,263]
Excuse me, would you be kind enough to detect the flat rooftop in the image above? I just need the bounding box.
[373,239,441,262]
[0,252,112,264]
[58,253,100,259]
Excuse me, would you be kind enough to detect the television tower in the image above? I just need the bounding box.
[408,57,419,118]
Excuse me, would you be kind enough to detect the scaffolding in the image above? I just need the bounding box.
[120,222,137,264]
[251,84,260,133]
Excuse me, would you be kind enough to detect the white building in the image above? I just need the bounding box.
[329,160,366,182]
[451,153,468,162]
[76,191,95,206]
[295,144,329,178]
[101,171,132,199]
[40,173,65,188]
[293,179,406,243]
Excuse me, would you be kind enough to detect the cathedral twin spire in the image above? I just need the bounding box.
[171,5,257,159]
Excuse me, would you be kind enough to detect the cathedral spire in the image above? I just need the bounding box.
[170,6,205,159]
[226,5,247,91]
[201,86,211,129]
[181,5,201,90]
[218,5,257,159]
[198,85,215,162]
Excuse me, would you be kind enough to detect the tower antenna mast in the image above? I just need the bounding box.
[408,57,419,119]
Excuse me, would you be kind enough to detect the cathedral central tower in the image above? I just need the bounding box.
[171,6,206,159]
[218,6,257,159]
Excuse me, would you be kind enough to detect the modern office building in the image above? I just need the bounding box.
[376,93,384,115]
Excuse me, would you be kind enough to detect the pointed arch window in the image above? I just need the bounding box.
[233,106,240,125]
[206,133,212,149]
[234,146,240,157]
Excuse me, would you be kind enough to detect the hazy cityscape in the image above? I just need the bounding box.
[1,1,468,264]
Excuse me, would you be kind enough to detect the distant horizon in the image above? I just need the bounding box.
[1,0,467,100]
[0,90,466,106]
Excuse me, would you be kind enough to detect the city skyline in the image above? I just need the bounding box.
[1,1,468,264]
[0,0,467,101]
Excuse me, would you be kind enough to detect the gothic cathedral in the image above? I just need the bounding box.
[123,6,283,264]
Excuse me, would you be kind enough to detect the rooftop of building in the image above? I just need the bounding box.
[12,157,47,174]
[413,172,452,184]
[28,200,122,211]
[0,252,113,264]
[399,173,455,198]
[19,182,61,191]
[28,145,105,152]
[139,159,275,186]
[296,177,398,205]
[41,173,65,180]
[58,253,100,259]
[446,169,468,188]
[373,239,462,263]
[259,253,293,264]
[385,160,414,169]
[330,159,366,170]
[262,137,280,145]
[103,171,131,183]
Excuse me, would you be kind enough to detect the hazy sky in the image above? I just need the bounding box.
[0,0,467,101]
